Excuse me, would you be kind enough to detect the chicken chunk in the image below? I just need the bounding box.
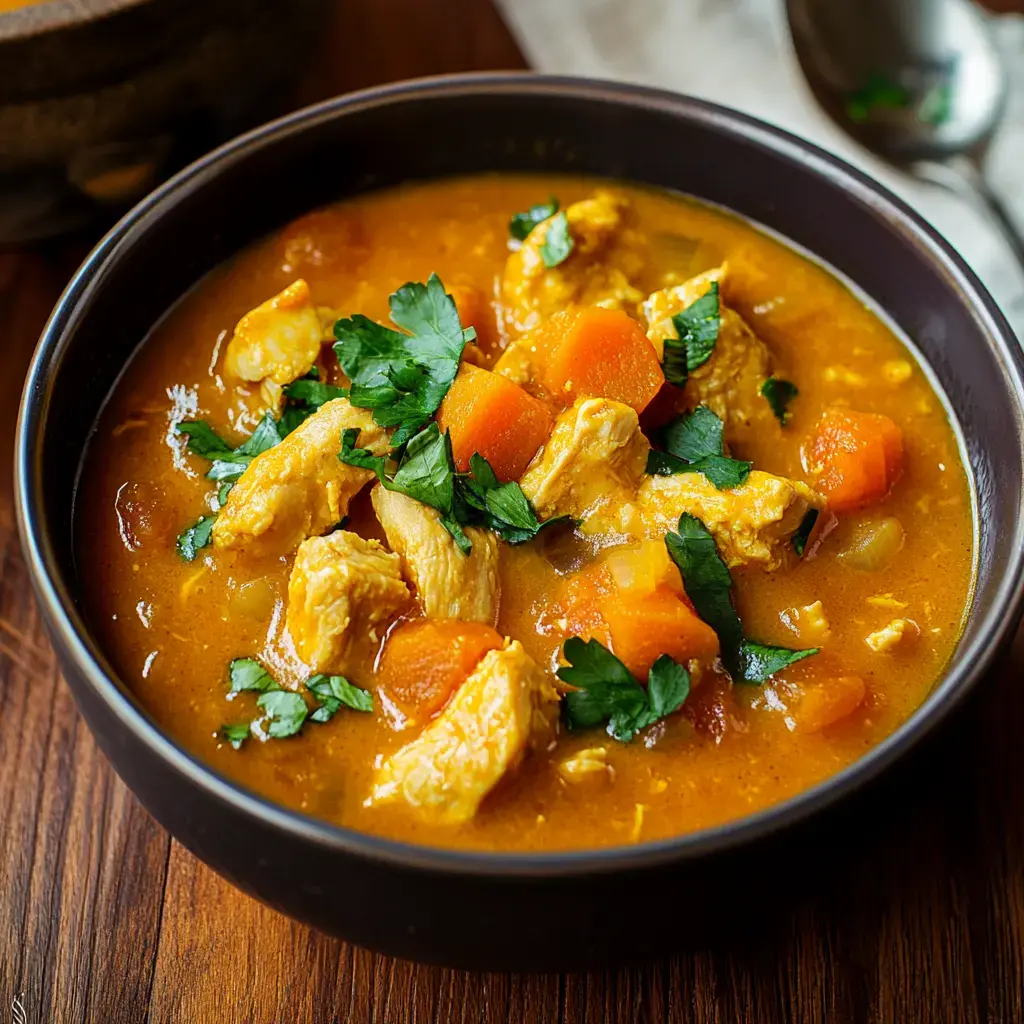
[371,486,499,623]
[367,640,559,824]
[213,398,389,557]
[286,531,409,673]
[520,398,649,522]
[865,618,919,653]
[780,600,831,644]
[223,280,324,407]
[558,746,614,784]
[502,191,647,332]
[637,470,825,571]
[644,266,773,445]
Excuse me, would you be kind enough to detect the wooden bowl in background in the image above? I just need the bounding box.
[0,0,334,242]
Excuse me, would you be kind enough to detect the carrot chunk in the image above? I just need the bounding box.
[600,586,720,679]
[377,618,504,717]
[553,556,718,679]
[810,407,904,512]
[542,307,665,413]
[795,676,867,733]
[437,363,554,481]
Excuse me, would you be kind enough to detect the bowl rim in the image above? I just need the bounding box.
[16,71,1024,879]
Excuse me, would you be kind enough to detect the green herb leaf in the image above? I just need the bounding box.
[333,273,471,444]
[792,508,819,557]
[307,673,374,722]
[337,426,389,478]
[761,377,799,425]
[665,514,818,682]
[539,211,574,268]
[645,654,692,721]
[558,637,691,742]
[216,481,234,508]
[228,657,278,694]
[662,283,720,386]
[509,197,559,241]
[256,689,308,739]
[665,513,744,676]
[645,406,752,490]
[738,642,819,683]
[283,378,348,407]
[220,722,250,749]
[176,514,216,561]
[177,420,237,461]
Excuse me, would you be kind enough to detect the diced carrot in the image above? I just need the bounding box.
[437,363,553,481]
[541,307,665,414]
[795,676,867,733]
[553,556,718,679]
[810,407,904,513]
[600,585,720,679]
[377,618,504,717]
[603,540,684,598]
[449,284,497,354]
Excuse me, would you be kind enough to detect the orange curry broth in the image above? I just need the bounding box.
[76,174,974,851]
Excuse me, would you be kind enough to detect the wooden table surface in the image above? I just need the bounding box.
[3,1,1024,1021]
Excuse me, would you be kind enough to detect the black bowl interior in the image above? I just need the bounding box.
[17,75,1024,965]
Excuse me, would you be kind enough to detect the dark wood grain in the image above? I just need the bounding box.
[3,1,1024,1021]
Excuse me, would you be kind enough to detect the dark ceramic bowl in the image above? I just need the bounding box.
[0,0,333,242]
[15,74,1024,969]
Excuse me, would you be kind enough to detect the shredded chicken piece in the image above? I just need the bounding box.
[502,191,647,332]
[367,641,559,824]
[286,531,409,674]
[213,398,389,557]
[520,397,649,522]
[558,747,615,784]
[223,280,323,408]
[637,471,825,571]
[780,600,831,643]
[865,618,919,653]
[371,486,500,624]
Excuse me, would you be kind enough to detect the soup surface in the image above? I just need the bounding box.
[78,175,974,851]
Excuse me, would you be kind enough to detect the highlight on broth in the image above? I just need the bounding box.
[78,176,974,851]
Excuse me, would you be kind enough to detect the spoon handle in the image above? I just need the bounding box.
[917,155,1024,273]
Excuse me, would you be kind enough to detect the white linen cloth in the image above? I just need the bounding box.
[496,0,1024,331]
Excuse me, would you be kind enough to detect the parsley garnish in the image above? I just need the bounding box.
[509,197,559,242]
[220,722,250,749]
[761,377,798,425]
[455,453,572,545]
[228,657,278,693]
[662,283,721,386]
[256,690,307,739]
[665,513,817,682]
[307,673,373,722]
[279,372,349,434]
[791,508,819,557]
[559,637,691,742]
[333,274,474,446]
[646,405,752,490]
[180,412,282,486]
[176,514,216,561]
[539,211,574,268]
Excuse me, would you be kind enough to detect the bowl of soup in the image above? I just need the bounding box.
[16,73,1024,967]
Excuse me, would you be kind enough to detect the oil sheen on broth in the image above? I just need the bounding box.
[76,175,974,851]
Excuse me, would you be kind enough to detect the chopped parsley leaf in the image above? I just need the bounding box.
[663,283,720,386]
[761,377,798,425]
[176,514,216,561]
[455,453,572,545]
[228,657,278,694]
[646,406,752,490]
[333,273,473,446]
[219,722,250,749]
[665,513,817,682]
[509,197,559,241]
[307,674,373,722]
[539,211,574,268]
[279,376,349,434]
[559,637,690,742]
[256,690,307,739]
[791,508,819,557]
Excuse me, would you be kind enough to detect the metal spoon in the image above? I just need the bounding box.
[785,0,1024,269]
